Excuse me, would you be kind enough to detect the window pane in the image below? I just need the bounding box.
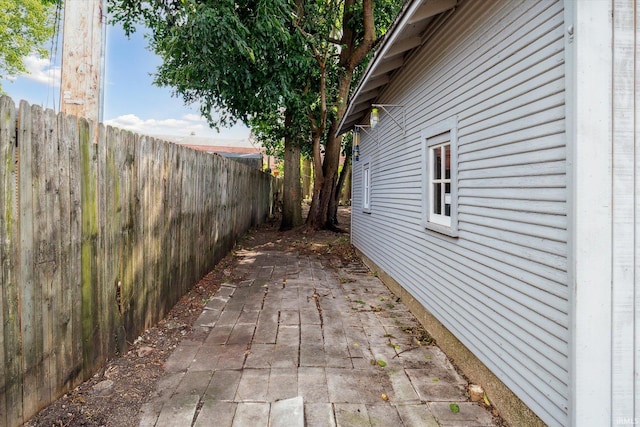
[433,147,441,179]
[433,183,441,214]
[444,144,451,179]
[444,183,451,217]
[363,167,370,209]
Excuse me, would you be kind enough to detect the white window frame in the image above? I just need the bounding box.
[421,116,458,237]
[362,160,371,213]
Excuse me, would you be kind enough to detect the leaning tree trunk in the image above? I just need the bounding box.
[305,0,376,230]
[308,121,343,230]
[307,72,354,230]
[280,113,303,230]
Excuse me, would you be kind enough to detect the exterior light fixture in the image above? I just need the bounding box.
[369,107,379,129]
[371,104,406,135]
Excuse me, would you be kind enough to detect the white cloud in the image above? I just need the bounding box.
[104,113,249,140]
[105,114,191,134]
[21,55,61,86]
[182,113,206,122]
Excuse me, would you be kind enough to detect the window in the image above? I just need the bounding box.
[362,161,371,213]
[422,117,458,236]
[429,137,451,226]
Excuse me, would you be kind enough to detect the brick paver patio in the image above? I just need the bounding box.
[139,248,496,426]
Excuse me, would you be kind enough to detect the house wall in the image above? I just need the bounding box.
[351,1,568,425]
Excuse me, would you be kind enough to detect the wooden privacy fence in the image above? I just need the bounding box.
[0,96,276,426]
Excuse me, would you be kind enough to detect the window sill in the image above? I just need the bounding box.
[423,221,458,238]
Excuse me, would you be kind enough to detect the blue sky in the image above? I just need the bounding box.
[1,21,250,141]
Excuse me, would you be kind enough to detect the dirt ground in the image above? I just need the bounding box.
[26,207,361,427]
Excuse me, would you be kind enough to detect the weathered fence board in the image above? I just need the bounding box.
[1,96,20,427]
[56,112,77,393]
[66,113,84,391]
[79,117,100,378]
[0,96,276,426]
[40,107,59,407]
[18,101,40,420]
[0,95,8,427]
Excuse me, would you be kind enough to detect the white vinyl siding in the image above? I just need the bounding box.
[351,1,568,425]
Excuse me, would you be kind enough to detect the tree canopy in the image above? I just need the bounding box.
[109,0,403,230]
[0,0,59,91]
[110,0,310,128]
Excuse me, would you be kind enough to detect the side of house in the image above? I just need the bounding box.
[351,2,569,424]
[341,0,638,425]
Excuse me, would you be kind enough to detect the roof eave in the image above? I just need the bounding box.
[336,0,457,136]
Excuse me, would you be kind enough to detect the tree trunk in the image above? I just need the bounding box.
[305,130,325,229]
[307,69,354,230]
[308,123,342,230]
[304,0,376,230]
[341,156,352,204]
[333,145,352,224]
[326,138,342,228]
[280,113,303,230]
[301,157,312,201]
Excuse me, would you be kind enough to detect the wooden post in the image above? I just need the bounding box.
[60,0,106,136]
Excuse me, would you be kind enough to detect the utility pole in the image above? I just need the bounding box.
[60,0,107,137]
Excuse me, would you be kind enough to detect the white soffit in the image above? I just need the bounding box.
[336,0,457,134]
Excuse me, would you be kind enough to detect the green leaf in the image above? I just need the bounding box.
[376,359,387,367]
[108,0,405,227]
[449,403,460,413]
[0,0,57,91]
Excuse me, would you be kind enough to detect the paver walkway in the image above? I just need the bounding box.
[140,248,497,426]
